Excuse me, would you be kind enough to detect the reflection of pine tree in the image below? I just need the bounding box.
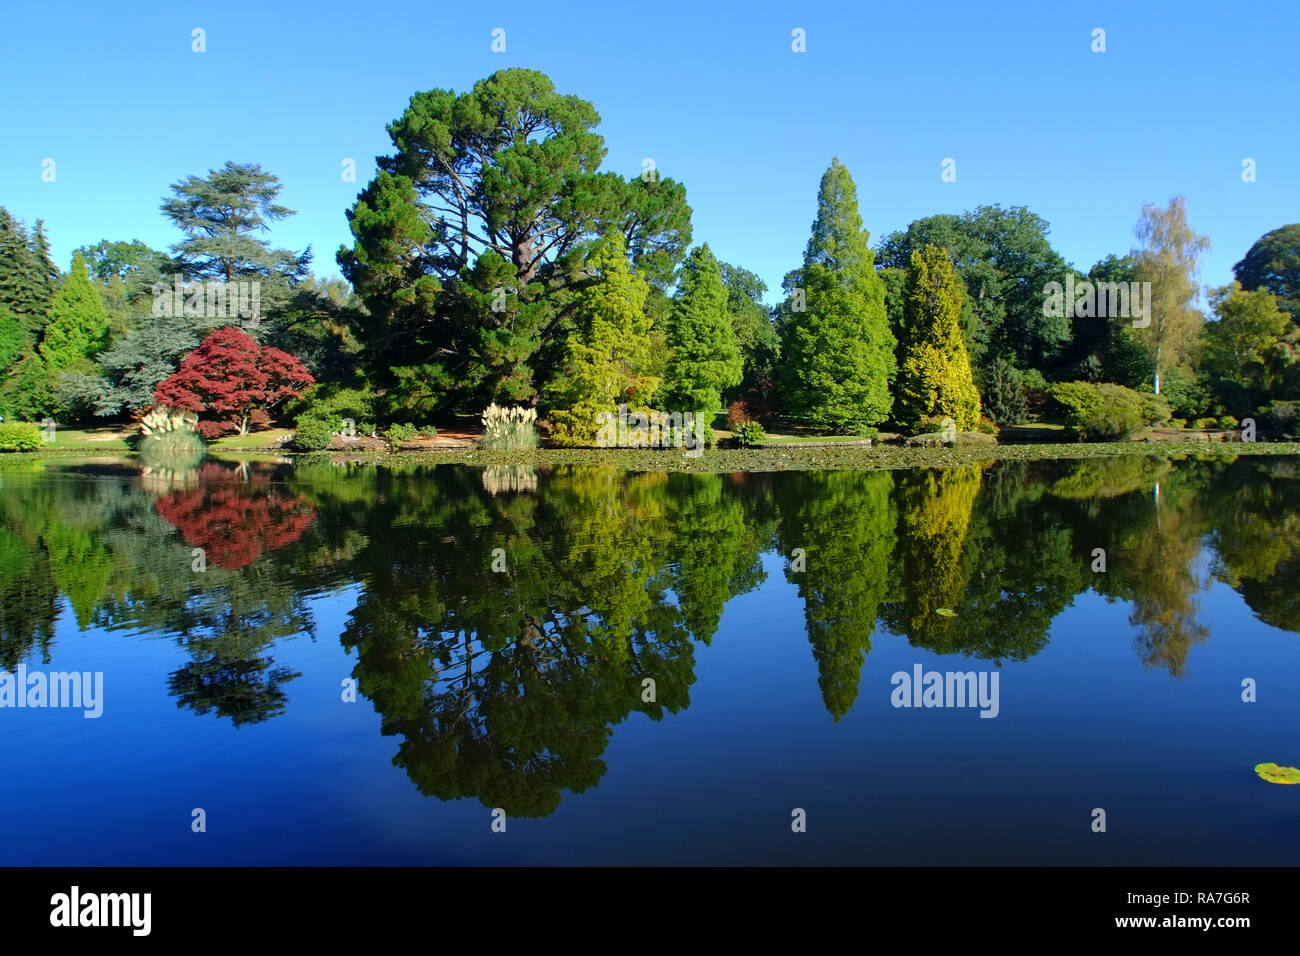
[339,467,709,818]
[777,470,896,720]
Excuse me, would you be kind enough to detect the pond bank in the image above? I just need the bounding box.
[15,439,1300,473]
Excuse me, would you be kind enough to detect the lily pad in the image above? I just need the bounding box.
[934,607,957,618]
[1254,762,1300,784]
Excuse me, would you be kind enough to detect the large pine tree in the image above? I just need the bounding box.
[659,243,742,414]
[895,245,982,430]
[777,158,895,432]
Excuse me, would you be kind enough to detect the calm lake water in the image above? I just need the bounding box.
[0,453,1296,865]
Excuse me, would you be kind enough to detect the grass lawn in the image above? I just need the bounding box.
[41,427,133,451]
[208,428,292,450]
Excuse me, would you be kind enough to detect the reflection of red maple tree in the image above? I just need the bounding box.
[155,463,316,569]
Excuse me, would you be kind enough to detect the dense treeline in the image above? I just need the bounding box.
[3,69,1300,442]
[1,453,1296,812]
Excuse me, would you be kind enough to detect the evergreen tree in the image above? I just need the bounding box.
[161,161,310,318]
[38,254,110,373]
[545,233,659,445]
[896,245,982,430]
[0,209,59,338]
[659,243,741,414]
[777,158,895,432]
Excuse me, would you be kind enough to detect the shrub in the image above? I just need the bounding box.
[1193,417,1218,430]
[1049,381,1168,441]
[731,421,768,447]
[725,399,771,430]
[1169,418,1187,429]
[974,416,1000,436]
[1219,415,1239,429]
[287,385,378,436]
[479,404,539,451]
[0,422,43,451]
[418,425,438,438]
[290,418,335,451]
[853,426,880,440]
[547,402,604,447]
[384,423,418,444]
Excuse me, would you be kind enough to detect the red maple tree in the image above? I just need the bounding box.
[154,327,314,435]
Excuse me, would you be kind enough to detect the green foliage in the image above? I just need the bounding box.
[1219,415,1239,429]
[0,209,59,336]
[384,423,418,444]
[777,159,895,432]
[1049,381,1170,440]
[878,204,1071,373]
[1234,224,1300,323]
[1193,417,1218,430]
[895,245,981,430]
[290,418,335,451]
[731,421,767,446]
[161,161,309,315]
[718,261,778,399]
[38,253,110,374]
[982,357,1028,425]
[660,243,742,414]
[1203,282,1291,407]
[0,422,42,451]
[0,307,25,374]
[339,69,691,415]
[545,232,659,437]
[289,384,378,434]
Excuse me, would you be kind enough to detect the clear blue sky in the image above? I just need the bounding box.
[1,0,1296,303]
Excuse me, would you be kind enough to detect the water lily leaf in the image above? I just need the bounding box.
[1254,762,1300,784]
[934,607,957,617]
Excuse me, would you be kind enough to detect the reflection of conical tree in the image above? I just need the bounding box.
[663,473,770,645]
[891,466,982,650]
[932,460,1090,662]
[777,470,896,719]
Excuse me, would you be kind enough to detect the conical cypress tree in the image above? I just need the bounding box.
[38,254,109,373]
[895,245,982,430]
[660,243,742,414]
[777,158,895,432]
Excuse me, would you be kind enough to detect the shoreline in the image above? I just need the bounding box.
[12,440,1300,474]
